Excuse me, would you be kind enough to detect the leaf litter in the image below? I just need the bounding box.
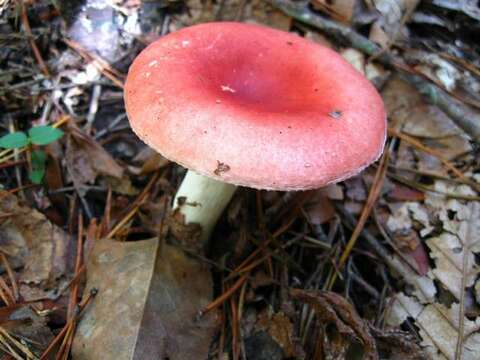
[72,238,216,360]
[0,0,480,358]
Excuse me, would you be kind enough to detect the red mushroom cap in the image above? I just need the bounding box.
[125,22,386,190]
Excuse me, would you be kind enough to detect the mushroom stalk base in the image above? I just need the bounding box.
[173,171,237,242]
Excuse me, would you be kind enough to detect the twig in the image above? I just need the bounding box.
[268,0,480,142]
[20,1,50,77]
[198,275,247,317]
[387,172,480,201]
[0,277,15,306]
[328,144,390,288]
[230,295,240,360]
[68,213,84,319]
[0,253,18,301]
[0,286,11,307]
[335,203,437,302]
[39,288,97,360]
[85,84,102,134]
[390,165,473,186]
[63,39,124,89]
[0,327,35,360]
[7,119,24,200]
[93,113,127,140]
[387,127,479,192]
[105,171,160,239]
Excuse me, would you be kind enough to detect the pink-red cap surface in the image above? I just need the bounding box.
[125,22,386,190]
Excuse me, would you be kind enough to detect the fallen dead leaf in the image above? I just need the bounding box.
[387,184,425,202]
[130,147,170,175]
[72,238,216,360]
[311,0,356,23]
[103,176,139,196]
[369,326,426,360]
[388,254,437,303]
[387,293,480,360]
[65,123,123,189]
[0,305,54,358]
[256,311,296,357]
[249,0,292,31]
[304,190,335,225]
[244,331,284,360]
[387,202,433,237]
[290,289,378,360]
[369,0,420,48]
[382,76,471,173]
[426,199,479,300]
[341,48,366,74]
[0,192,73,301]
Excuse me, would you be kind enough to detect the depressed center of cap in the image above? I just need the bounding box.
[125,22,387,190]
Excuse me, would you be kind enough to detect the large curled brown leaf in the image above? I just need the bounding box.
[72,238,216,360]
[290,289,378,360]
[0,192,73,300]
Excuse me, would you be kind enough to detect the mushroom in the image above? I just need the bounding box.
[124,22,386,242]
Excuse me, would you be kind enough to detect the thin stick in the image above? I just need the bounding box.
[21,1,50,77]
[106,172,159,239]
[388,128,478,191]
[39,289,97,360]
[55,321,75,360]
[199,275,247,316]
[0,277,15,305]
[68,213,84,319]
[64,39,124,88]
[0,253,18,301]
[230,295,240,360]
[328,146,390,288]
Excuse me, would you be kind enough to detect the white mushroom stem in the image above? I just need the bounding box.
[173,171,237,242]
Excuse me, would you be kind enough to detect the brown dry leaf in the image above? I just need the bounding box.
[341,48,366,74]
[0,192,73,301]
[340,48,387,84]
[311,0,356,23]
[386,193,480,359]
[138,197,169,234]
[72,238,216,360]
[256,311,296,357]
[304,191,335,225]
[175,0,215,26]
[130,147,170,175]
[368,0,420,48]
[65,123,123,188]
[249,0,292,31]
[388,253,437,303]
[407,51,461,92]
[290,289,378,360]
[178,0,291,30]
[382,76,471,172]
[387,184,425,202]
[425,193,479,300]
[103,176,139,196]
[387,201,433,237]
[370,326,426,360]
[0,305,54,358]
[387,293,480,360]
[250,270,275,289]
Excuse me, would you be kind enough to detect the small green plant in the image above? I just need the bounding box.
[0,125,64,184]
